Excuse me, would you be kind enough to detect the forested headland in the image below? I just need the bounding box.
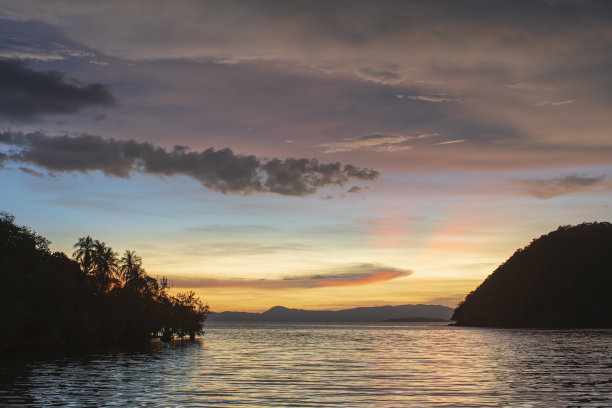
[0,211,208,348]
[452,222,612,328]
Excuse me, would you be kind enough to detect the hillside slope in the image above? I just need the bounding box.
[452,222,612,328]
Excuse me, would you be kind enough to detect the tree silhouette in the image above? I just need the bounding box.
[91,240,118,290]
[72,236,96,274]
[162,291,209,341]
[1,212,210,347]
[119,250,145,287]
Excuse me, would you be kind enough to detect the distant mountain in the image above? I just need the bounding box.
[452,222,612,328]
[209,304,453,322]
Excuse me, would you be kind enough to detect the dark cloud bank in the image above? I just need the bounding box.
[0,59,116,119]
[0,132,379,196]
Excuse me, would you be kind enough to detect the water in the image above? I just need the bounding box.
[2,322,612,407]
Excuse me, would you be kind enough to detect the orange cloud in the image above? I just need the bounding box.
[167,263,412,290]
[314,269,408,287]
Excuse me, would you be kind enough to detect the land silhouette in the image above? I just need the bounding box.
[453,222,612,328]
[0,212,208,348]
[383,317,449,322]
[210,304,453,322]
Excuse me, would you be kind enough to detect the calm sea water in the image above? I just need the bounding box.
[2,322,612,407]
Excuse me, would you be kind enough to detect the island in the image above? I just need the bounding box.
[452,222,612,328]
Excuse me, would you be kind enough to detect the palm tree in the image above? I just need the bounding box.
[92,240,118,281]
[119,250,145,286]
[72,236,95,274]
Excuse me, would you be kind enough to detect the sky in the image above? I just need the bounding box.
[1,0,611,312]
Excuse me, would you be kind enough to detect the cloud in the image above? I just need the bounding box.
[433,140,465,145]
[512,174,607,199]
[317,133,417,153]
[1,4,611,171]
[17,166,44,177]
[406,95,463,103]
[0,59,116,119]
[0,131,379,196]
[307,266,411,288]
[0,18,105,63]
[9,1,611,71]
[374,145,413,153]
[357,67,403,83]
[505,83,555,91]
[0,48,64,61]
[261,158,376,195]
[167,263,412,289]
[0,19,71,61]
[535,100,575,107]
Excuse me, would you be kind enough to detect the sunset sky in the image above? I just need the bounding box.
[1,0,611,312]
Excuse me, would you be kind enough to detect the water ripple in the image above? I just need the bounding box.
[2,323,612,407]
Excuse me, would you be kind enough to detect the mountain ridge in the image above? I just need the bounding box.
[209,304,453,322]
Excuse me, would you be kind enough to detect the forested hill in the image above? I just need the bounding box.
[452,222,612,328]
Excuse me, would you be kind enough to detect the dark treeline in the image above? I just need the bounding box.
[0,212,208,348]
[452,222,612,328]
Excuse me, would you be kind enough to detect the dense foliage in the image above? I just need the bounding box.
[452,222,612,328]
[0,212,208,347]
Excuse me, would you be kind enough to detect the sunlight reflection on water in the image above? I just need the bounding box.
[2,322,612,407]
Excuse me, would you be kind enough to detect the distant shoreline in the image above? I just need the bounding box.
[382,317,450,322]
[209,304,454,322]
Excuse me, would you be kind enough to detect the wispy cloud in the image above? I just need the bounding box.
[17,166,44,177]
[512,174,607,199]
[317,134,412,153]
[535,100,575,107]
[167,263,412,289]
[405,95,463,103]
[433,140,465,145]
[317,133,436,153]
[505,82,555,91]
[0,48,64,61]
[374,145,413,153]
[357,67,403,84]
[0,131,379,196]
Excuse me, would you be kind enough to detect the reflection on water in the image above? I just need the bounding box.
[2,322,612,407]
